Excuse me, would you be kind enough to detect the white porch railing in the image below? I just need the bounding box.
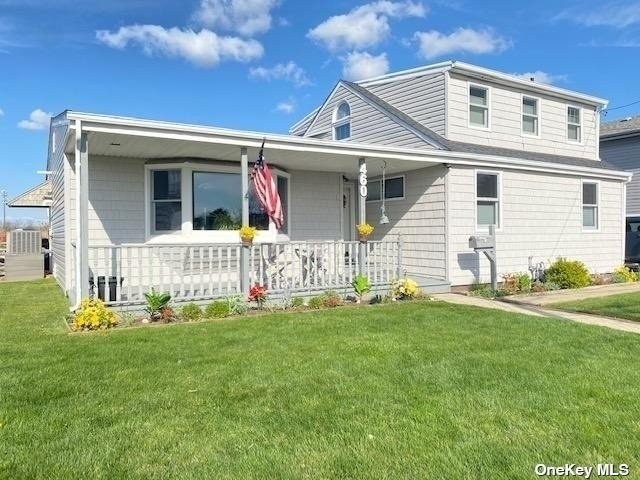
[86,239,402,306]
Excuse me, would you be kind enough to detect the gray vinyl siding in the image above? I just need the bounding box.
[367,165,447,279]
[305,84,434,149]
[289,108,319,136]
[366,73,446,136]
[600,136,640,215]
[47,122,70,294]
[70,157,343,245]
[447,166,625,285]
[446,72,600,160]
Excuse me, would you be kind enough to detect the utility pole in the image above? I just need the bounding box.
[1,190,7,231]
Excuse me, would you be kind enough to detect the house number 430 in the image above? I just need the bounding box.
[359,163,368,198]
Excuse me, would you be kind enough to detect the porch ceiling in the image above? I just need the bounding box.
[64,128,441,178]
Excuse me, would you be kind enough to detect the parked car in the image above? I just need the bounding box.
[625,217,640,268]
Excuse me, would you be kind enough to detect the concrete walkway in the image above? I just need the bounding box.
[435,291,640,334]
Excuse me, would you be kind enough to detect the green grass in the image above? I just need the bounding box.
[553,291,640,322]
[2,279,640,479]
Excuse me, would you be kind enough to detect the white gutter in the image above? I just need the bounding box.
[65,111,631,181]
[72,119,82,312]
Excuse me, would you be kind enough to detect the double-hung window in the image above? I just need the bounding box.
[152,170,182,232]
[568,106,581,142]
[522,96,539,136]
[469,85,489,128]
[582,181,598,230]
[476,172,500,229]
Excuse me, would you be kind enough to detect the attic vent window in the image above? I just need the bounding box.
[333,101,351,141]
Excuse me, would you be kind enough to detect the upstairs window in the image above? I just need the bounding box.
[582,181,598,230]
[568,106,582,142]
[476,171,500,229]
[522,96,539,136]
[333,101,351,140]
[469,85,489,128]
[152,170,182,232]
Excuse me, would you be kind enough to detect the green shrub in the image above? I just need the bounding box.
[144,289,172,321]
[180,303,202,322]
[516,273,532,293]
[308,296,324,309]
[352,275,371,303]
[205,301,230,318]
[611,265,638,284]
[71,298,118,331]
[290,297,305,308]
[321,290,343,308]
[225,295,248,315]
[543,281,560,291]
[544,258,591,289]
[468,284,496,298]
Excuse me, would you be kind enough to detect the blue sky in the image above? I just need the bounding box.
[2,0,640,221]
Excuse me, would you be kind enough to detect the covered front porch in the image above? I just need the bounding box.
[62,112,450,307]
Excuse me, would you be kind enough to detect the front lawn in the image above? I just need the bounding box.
[1,280,640,479]
[553,291,640,321]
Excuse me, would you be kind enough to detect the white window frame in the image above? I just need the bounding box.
[474,169,502,232]
[144,161,291,243]
[468,82,491,131]
[521,94,541,138]
[567,105,582,144]
[581,179,599,232]
[149,168,183,235]
[365,175,406,203]
[332,101,351,141]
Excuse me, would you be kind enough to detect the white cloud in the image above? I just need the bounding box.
[249,61,311,86]
[193,0,280,37]
[308,1,426,51]
[511,70,567,85]
[414,27,511,59]
[275,99,295,114]
[555,1,640,29]
[17,109,51,130]
[342,51,389,81]
[96,25,263,68]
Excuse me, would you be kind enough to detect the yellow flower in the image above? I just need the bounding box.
[356,223,374,236]
[239,225,257,241]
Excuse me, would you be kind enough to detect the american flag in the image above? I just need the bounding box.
[251,140,284,229]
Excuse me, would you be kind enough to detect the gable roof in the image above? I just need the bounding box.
[8,180,52,208]
[601,115,640,140]
[357,60,608,107]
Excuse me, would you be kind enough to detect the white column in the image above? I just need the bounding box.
[240,147,250,293]
[358,157,367,275]
[75,121,89,303]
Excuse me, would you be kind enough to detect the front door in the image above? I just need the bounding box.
[343,183,356,241]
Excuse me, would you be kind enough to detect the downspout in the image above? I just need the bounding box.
[71,119,83,312]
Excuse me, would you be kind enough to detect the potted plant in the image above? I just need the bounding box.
[239,225,257,247]
[248,283,268,309]
[356,223,374,242]
[352,275,371,304]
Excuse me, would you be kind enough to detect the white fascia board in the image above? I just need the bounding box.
[451,61,608,107]
[66,111,630,181]
[289,107,320,134]
[356,61,454,87]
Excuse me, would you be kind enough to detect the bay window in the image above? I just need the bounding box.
[148,163,290,238]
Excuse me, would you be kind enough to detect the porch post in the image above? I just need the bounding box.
[240,147,250,293]
[75,121,89,303]
[358,157,367,275]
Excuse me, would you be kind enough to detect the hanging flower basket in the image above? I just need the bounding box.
[239,226,256,247]
[356,223,374,243]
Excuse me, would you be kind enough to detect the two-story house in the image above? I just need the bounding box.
[22,61,629,308]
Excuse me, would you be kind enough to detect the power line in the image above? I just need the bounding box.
[602,99,640,116]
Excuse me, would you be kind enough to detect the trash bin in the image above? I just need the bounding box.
[90,276,124,302]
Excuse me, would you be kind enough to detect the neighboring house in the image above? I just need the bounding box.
[18,60,630,308]
[600,115,640,216]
